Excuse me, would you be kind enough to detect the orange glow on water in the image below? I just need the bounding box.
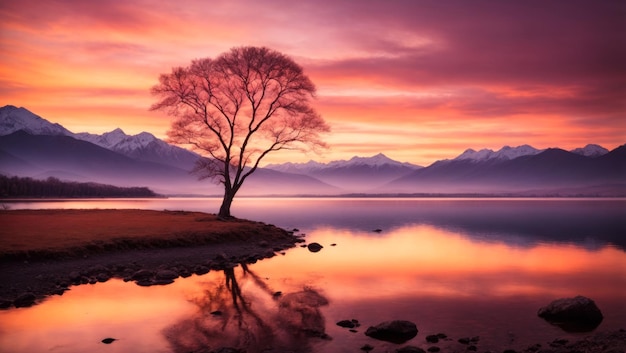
[253,225,626,299]
[0,224,624,352]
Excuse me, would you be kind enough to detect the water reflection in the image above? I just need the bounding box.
[1,199,625,352]
[234,198,626,249]
[165,264,329,353]
[6,198,626,249]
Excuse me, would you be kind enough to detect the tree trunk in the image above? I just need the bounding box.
[218,190,235,219]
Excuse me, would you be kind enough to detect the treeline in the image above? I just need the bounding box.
[0,175,159,198]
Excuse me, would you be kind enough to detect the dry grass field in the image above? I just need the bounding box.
[0,209,291,258]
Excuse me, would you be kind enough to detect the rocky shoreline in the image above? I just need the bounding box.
[0,209,303,308]
[0,239,301,309]
[356,328,626,353]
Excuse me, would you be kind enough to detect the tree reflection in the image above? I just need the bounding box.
[164,263,329,353]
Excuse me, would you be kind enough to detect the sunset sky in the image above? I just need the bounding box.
[1,0,624,166]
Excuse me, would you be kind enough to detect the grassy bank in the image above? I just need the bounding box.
[0,209,295,260]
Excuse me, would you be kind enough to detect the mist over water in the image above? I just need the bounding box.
[1,198,624,353]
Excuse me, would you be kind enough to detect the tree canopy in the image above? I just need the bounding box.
[151,46,329,217]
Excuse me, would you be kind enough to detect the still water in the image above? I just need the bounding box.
[1,198,625,353]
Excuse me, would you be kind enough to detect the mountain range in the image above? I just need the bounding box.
[1,105,624,196]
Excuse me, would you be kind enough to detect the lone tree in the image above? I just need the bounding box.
[151,46,329,218]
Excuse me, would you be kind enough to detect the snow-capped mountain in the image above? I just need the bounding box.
[74,128,200,170]
[265,153,422,192]
[384,145,626,196]
[330,153,419,169]
[2,105,622,196]
[264,160,326,174]
[0,105,341,195]
[0,105,72,136]
[454,145,543,162]
[266,153,420,174]
[74,128,142,150]
[570,144,609,157]
[0,105,200,171]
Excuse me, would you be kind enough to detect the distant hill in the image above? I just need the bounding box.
[1,105,623,197]
[0,106,341,196]
[74,128,200,171]
[265,153,422,191]
[0,104,200,171]
[382,145,626,196]
[0,130,197,191]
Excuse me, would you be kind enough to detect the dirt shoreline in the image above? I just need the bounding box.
[0,209,303,308]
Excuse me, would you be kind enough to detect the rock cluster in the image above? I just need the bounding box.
[0,243,290,309]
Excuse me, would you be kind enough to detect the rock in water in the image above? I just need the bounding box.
[538,295,603,332]
[337,319,356,328]
[101,338,117,344]
[307,242,323,252]
[365,320,418,343]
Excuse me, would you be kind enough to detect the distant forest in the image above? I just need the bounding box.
[0,175,158,198]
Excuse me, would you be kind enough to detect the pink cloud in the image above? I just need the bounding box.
[1,0,624,165]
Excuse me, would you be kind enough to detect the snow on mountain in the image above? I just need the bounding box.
[0,105,200,171]
[0,105,73,136]
[74,128,200,170]
[75,128,158,152]
[264,160,326,174]
[570,144,609,157]
[266,153,420,173]
[328,153,419,169]
[454,145,543,162]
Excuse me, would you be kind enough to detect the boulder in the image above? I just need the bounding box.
[14,292,36,308]
[131,269,153,281]
[365,320,418,343]
[155,270,178,281]
[538,295,603,332]
[425,334,439,343]
[337,319,356,328]
[307,242,323,252]
[96,273,110,282]
[193,265,210,275]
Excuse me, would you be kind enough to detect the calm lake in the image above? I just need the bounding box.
[1,198,625,353]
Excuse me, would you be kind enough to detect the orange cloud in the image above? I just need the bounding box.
[1,0,624,166]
